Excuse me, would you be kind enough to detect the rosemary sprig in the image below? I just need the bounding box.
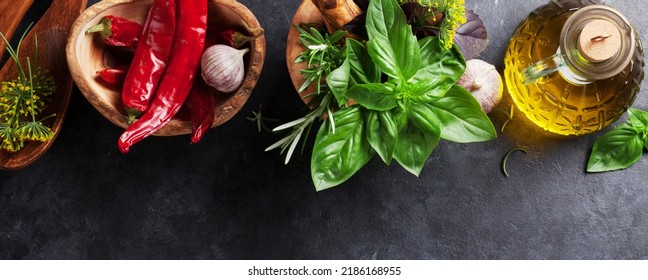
[266,92,335,164]
[247,105,279,133]
[266,26,347,164]
[294,26,347,94]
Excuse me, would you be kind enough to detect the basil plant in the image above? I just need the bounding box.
[308,0,497,190]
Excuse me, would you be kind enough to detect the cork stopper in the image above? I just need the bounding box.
[578,19,622,62]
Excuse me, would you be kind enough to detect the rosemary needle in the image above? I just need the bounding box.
[502,147,528,177]
[247,105,279,133]
[496,105,515,133]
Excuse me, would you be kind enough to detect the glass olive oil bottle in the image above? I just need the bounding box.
[504,0,644,136]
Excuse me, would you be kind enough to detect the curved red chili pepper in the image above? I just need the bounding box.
[122,0,176,124]
[86,15,143,49]
[118,0,208,153]
[184,35,220,144]
[185,80,216,144]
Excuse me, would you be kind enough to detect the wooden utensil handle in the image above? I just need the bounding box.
[311,0,362,34]
[0,1,34,61]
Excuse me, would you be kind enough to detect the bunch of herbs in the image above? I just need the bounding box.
[271,0,496,190]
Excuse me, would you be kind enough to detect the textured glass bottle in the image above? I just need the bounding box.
[504,0,644,136]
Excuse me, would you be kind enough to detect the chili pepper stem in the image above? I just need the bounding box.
[248,27,264,37]
[86,18,111,37]
[232,29,264,49]
[127,108,142,125]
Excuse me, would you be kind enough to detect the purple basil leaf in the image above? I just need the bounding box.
[454,10,488,60]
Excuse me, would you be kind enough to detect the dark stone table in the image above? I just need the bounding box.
[1,0,647,259]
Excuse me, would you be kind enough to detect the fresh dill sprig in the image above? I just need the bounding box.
[399,0,466,49]
[0,25,56,152]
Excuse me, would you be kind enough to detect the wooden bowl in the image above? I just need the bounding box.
[66,0,265,136]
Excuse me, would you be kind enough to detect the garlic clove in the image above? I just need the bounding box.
[201,44,249,93]
[456,59,503,114]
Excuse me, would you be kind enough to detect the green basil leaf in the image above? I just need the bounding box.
[311,106,374,191]
[408,76,456,100]
[587,123,644,172]
[428,85,496,143]
[347,83,398,111]
[417,36,466,79]
[409,103,442,137]
[366,0,420,81]
[644,135,648,150]
[327,57,351,105]
[392,107,440,176]
[628,108,648,133]
[409,36,465,98]
[347,38,380,84]
[366,110,398,164]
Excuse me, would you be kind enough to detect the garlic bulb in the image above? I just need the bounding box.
[201,45,249,93]
[456,59,503,114]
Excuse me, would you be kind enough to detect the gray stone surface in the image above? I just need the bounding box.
[1,0,647,259]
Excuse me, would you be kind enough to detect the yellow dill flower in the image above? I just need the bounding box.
[16,121,53,142]
[400,0,467,50]
[0,75,55,151]
[0,126,23,152]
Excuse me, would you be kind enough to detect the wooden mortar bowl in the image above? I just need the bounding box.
[67,0,266,136]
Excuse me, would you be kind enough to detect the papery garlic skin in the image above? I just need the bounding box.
[201,45,249,93]
[456,59,503,114]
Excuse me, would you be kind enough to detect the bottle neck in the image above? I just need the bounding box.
[559,5,635,84]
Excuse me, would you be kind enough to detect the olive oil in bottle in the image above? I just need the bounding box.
[504,0,644,136]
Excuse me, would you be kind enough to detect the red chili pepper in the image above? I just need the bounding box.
[96,66,128,87]
[185,80,216,143]
[183,35,221,144]
[86,15,143,49]
[121,0,176,124]
[118,0,208,153]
